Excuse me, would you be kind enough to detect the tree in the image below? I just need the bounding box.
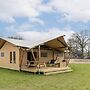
[68,30,90,59]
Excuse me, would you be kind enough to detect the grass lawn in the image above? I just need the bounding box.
[0,64,90,90]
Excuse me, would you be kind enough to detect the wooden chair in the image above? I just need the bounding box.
[54,57,62,67]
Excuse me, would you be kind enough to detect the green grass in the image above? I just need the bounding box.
[0,64,90,90]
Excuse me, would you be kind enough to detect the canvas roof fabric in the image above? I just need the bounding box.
[0,35,68,51]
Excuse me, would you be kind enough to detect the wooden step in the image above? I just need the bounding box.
[44,69,73,75]
[41,67,71,73]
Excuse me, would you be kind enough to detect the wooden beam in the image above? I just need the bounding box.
[31,49,36,61]
[57,38,67,47]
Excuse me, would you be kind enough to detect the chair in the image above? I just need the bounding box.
[54,57,59,67]
[55,57,64,67]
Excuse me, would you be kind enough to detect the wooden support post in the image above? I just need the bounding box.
[38,45,41,74]
[19,48,21,71]
[63,52,65,60]
[19,48,24,71]
[38,45,41,61]
[57,50,58,58]
[31,49,36,61]
[52,49,54,60]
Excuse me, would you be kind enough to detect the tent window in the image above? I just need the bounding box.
[10,52,16,64]
[1,52,4,57]
[10,52,12,63]
[41,52,47,57]
[13,52,16,63]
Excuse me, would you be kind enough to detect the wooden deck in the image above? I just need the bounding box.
[21,66,72,75]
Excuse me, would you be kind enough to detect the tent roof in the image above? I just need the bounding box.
[0,35,68,51]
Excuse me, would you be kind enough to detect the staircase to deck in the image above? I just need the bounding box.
[40,67,72,75]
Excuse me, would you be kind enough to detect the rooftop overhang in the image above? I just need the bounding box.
[44,36,68,51]
[0,35,69,52]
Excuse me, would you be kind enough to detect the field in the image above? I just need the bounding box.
[0,64,90,90]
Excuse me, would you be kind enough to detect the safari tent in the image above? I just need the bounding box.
[0,36,72,75]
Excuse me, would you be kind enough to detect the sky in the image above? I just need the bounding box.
[0,0,90,41]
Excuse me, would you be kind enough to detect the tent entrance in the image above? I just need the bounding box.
[27,52,37,61]
[27,52,37,65]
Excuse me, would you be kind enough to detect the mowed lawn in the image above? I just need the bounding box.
[0,64,90,90]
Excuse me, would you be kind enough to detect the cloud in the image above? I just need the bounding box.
[1,0,90,23]
[5,21,74,41]
[0,0,52,23]
[48,0,90,22]
[30,18,45,25]
[6,23,32,32]
[17,27,74,41]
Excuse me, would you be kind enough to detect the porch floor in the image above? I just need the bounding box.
[21,66,72,75]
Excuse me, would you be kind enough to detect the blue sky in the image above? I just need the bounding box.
[0,0,90,40]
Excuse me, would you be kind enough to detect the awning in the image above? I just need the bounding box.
[44,36,68,51]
